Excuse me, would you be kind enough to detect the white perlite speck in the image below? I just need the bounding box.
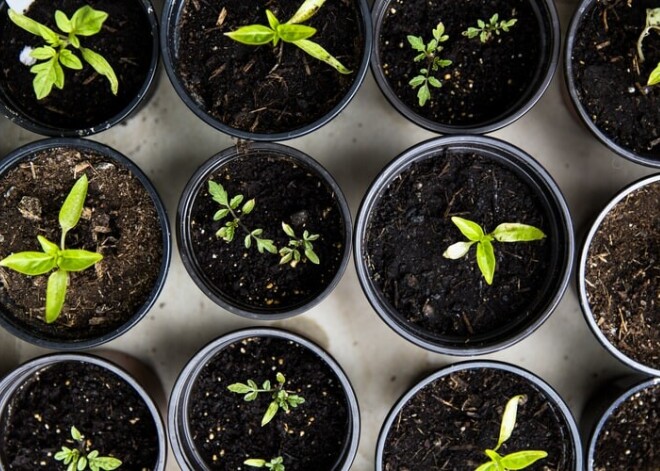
[19,46,36,66]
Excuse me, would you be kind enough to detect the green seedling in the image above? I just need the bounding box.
[279,222,320,267]
[408,22,453,106]
[0,175,103,323]
[636,8,660,85]
[8,6,118,99]
[463,13,517,43]
[224,0,350,74]
[442,216,545,285]
[208,180,276,254]
[244,456,285,471]
[475,395,548,471]
[54,426,122,471]
[228,372,305,426]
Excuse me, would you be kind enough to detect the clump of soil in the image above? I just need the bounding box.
[0,147,164,342]
[585,181,660,369]
[571,0,660,157]
[378,0,541,126]
[0,0,153,131]
[382,368,575,470]
[365,150,551,341]
[0,361,160,470]
[188,336,350,470]
[189,150,346,314]
[176,0,364,134]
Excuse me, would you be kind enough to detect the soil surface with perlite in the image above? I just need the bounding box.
[571,0,660,158]
[365,151,551,342]
[379,0,541,126]
[189,151,345,314]
[0,0,153,131]
[176,0,363,134]
[382,368,575,470]
[592,383,660,470]
[188,336,350,470]
[0,361,160,470]
[0,147,163,342]
[585,181,660,369]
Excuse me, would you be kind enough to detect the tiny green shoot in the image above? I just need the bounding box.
[637,8,660,85]
[279,222,320,267]
[474,395,548,471]
[227,372,305,426]
[244,456,285,471]
[408,22,452,107]
[208,180,276,254]
[54,426,122,471]
[8,6,118,99]
[224,0,350,74]
[462,14,517,43]
[0,175,103,323]
[442,216,545,285]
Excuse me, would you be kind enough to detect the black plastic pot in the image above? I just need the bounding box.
[354,135,574,355]
[583,376,659,470]
[577,174,660,377]
[168,327,360,471]
[376,360,583,470]
[370,0,560,134]
[0,138,171,350]
[565,0,660,167]
[161,0,372,141]
[0,0,159,137]
[0,352,167,470]
[177,142,351,320]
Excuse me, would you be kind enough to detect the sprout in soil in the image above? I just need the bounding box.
[54,426,122,471]
[0,175,103,324]
[636,8,660,86]
[475,395,548,471]
[8,6,118,100]
[279,222,320,267]
[208,180,276,254]
[224,0,351,74]
[442,216,545,285]
[244,456,285,471]
[228,372,305,426]
[462,13,517,43]
[408,22,452,107]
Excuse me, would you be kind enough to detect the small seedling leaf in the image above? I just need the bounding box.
[496,395,525,450]
[451,216,484,241]
[87,451,99,460]
[71,426,83,441]
[32,58,57,100]
[70,5,108,36]
[294,39,351,74]
[59,49,83,70]
[245,391,258,401]
[257,238,277,254]
[58,249,103,272]
[648,62,660,85]
[228,383,252,393]
[428,76,442,88]
[80,47,118,94]
[276,372,285,384]
[59,175,88,235]
[476,239,495,285]
[242,199,256,214]
[229,194,244,209]
[225,25,276,45]
[442,241,474,259]
[91,457,122,470]
[266,10,280,30]
[244,459,267,467]
[8,9,44,36]
[282,222,296,238]
[417,83,431,106]
[46,269,68,323]
[54,10,72,33]
[208,181,228,205]
[37,236,59,256]
[287,0,326,24]
[77,456,87,471]
[500,450,548,470]
[30,46,57,59]
[492,223,545,243]
[409,75,426,88]
[407,35,426,52]
[0,251,56,275]
[262,400,280,426]
[262,380,271,390]
[278,23,317,43]
[304,247,319,264]
[213,208,230,221]
[245,234,252,248]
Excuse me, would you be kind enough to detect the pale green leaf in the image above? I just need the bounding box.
[227,383,252,394]
[55,449,71,461]
[208,180,228,206]
[442,241,474,259]
[245,234,252,248]
[256,238,277,254]
[276,372,285,384]
[286,0,326,24]
[409,75,426,88]
[71,5,108,36]
[59,175,88,235]
[427,38,438,53]
[80,47,118,95]
[54,10,72,33]
[484,449,503,465]
[225,25,276,45]
[451,216,485,241]
[262,401,280,426]
[31,58,57,100]
[68,461,75,471]
[648,62,660,86]
[491,223,546,243]
[244,459,266,467]
[279,251,293,265]
[90,462,100,471]
[59,49,83,70]
[476,240,495,285]
[500,450,548,470]
[39,24,63,46]
[8,9,43,36]
[30,46,57,60]
[417,83,431,106]
[282,222,296,238]
[87,451,99,460]
[490,13,499,24]
[463,27,480,39]
[432,23,445,41]
[262,380,271,390]
[414,52,427,62]
[293,39,351,74]
[278,23,316,43]
[304,248,319,264]
[46,269,68,323]
[71,426,83,441]
[213,208,230,221]
[496,395,526,450]
[428,76,442,88]
[266,10,280,30]
[229,194,244,209]
[92,457,122,470]
[242,199,255,214]
[53,59,65,89]
[69,34,81,48]
[58,249,103,272]
[0,251,55,275]
[407,35,425,52]
[77,456,87,471]
[245,391,258,401]
[37,236,59,255]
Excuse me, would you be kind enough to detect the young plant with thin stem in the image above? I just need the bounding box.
[407,22,452,106]
[244,456,285,471]
[462,14,517,43]
[279,222,320,267]
[54,426,122,471]
[227,372,305,426]
[475,395,548,471]
[0,175,103,323]
[636,8,660,86]
[8,6,118,99]
[442,216,545,285]
[224,0,350,74]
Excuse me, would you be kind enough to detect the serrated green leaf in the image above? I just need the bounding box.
[304,248,319,264]
[287,0,326,24]
[242,199,255,214]
[262,401,280,426]
[245,391,258,401]
[256,238,277,254]
[442,241,474,259]
[225,25,276,45]
[288,394,305,406]
[417,83,431,106]
[294,39,351,74]
[92,457,122,470]
[500,450,548,469]
[437,59,452,68]
[476,240,495,285]
[409,75,426,88]
[480,31,489,43]
[0,251,56,275]
[407,35,425,52]
[278,23,316,43]
[46,269,68,323]
[208,180,228,205]
[87,451,99,460]
[70,5,108,36]
[491,13,499,24]
[60,175,88,236]
[54,10,72,33]
[229,194,244,209]
[227,383,252,394]
[432,23,445,41]
[247,379,258,389]
[414,52,427,62]
[244,459,266,467]
[54,449,71,461]
[80,47,118,95]
[463,27,480,39]
[648,62,660,86]
[492,223,546,243]
[59,49,83,70]
[31,46,57,60]
[427,38,437,52]
[32,58,57,100]
[478,19,486,28]
[58,249,103,272]
[282,222,296,238]
[450,216,484,241]
[496,395,525,450]
[428,76,442,88]
[213,208,230,221]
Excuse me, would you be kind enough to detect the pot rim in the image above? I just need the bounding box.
[167,327,361,471]
[0,137,172,350]
[177,142,352,320]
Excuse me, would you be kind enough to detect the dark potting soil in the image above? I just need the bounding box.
[365,151,551,340]
[571,0,660,157]
[585,181,660,369]
[382,368,575,470]
[0,0,153,131]
[592,383,659,470]
[176,0,364,134]
[0,361,160,470]
[189,150,345,313]
[379,0,541,126]
[188,336,350,470]
[0,147,163,342]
